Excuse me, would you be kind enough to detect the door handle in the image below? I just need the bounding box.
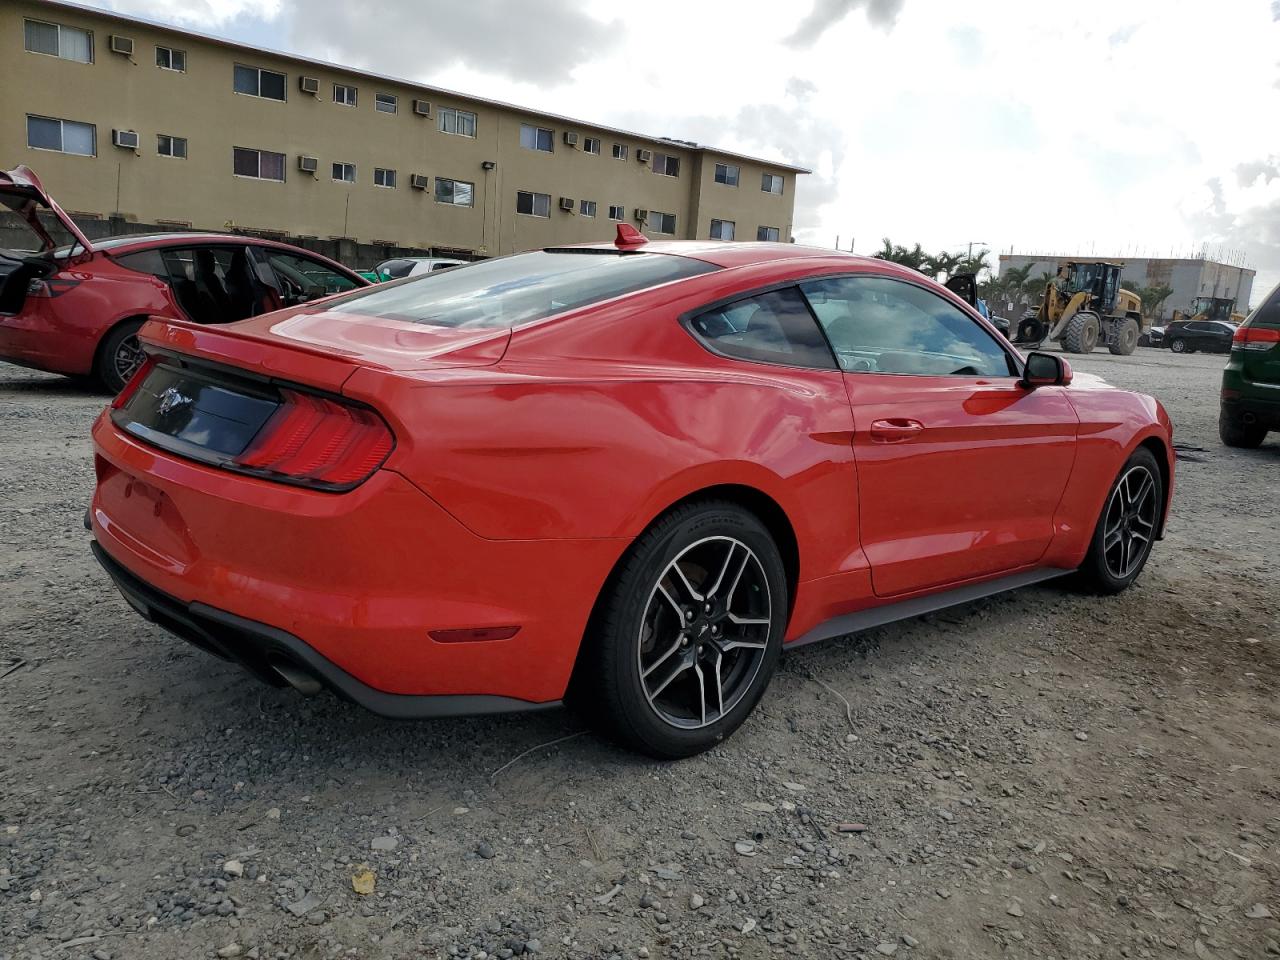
[869,418,925,443]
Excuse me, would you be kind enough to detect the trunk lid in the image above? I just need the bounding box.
[0,165,95,255]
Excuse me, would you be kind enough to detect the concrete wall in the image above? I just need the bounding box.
[3,0,802,255]
[998,255,1256,320]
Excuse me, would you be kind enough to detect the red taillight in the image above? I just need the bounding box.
[1236,325,1280,350]
[234,389,393,488]
[111,355,159,409]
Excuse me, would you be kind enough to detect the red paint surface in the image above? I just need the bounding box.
[90,243,1175,704]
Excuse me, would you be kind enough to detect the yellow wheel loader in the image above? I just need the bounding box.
[1172,296,1244,326]
[1012,261,1145,355]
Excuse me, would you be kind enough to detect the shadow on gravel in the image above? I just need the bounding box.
[0,373,106,397]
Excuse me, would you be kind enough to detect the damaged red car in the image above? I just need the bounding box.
[0,166,367,391]
[89,225,1175,758]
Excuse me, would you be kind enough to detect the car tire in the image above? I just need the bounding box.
[1078,447,1163,594]
[95,319,147,394]
[1107,318,1139,355]
[1219,410,1267,449]
[575,500,787,759]
[1168,337,1187,353]
[1062,312,1100,353]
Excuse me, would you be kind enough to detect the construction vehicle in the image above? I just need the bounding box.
[1171,296,1245,326]
[1012,261,1145,355]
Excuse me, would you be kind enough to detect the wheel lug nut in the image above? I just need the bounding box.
[704,603,713,613]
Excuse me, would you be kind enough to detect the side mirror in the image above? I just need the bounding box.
[1021,351,1072,388]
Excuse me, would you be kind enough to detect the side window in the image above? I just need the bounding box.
[687,287,835,369]
[800,275,1014,377]
[264,252,359,304]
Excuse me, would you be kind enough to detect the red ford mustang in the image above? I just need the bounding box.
[89,225,1174,757]
[0,166,367,392]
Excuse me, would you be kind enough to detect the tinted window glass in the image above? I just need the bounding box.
[688,287,835,369]
[326,251,717,329]
[376,259,415,280]
[265,252,359,303]
[801,275,1014,377]
[1247,284,1280,328]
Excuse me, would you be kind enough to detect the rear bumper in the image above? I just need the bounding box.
[91,540,556,718]
[1221,394,1280,429]
[90,411,629,706]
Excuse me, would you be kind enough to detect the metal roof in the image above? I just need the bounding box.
[35,0,812,175]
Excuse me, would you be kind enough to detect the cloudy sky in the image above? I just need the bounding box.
[85,0,1280,302]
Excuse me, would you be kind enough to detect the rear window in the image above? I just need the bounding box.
[1246,282,1280,328]
[325,250,718,329]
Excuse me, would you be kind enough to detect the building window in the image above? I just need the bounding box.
[374,167,396,188]
[608,204,625,221]
[333,83,357,107]
[520,124,554,152]
[757,225,780,242]
[332,162,356,183]
[648,211,677,234]
[435,178,475,206]
[375,93,397,114]
[762,173,784,195]
[24,19,93,63]
[516,190,551,218]
[651,153,680,177]
[714,163,739,186]
[612,143,628,161]
[580,200,597,217]
[710,219,735,241]
[583,137,601,155]
[157,134,187,159]
[234,64,286,101]
[26,115,96,156]
[155,45,186,71]
[438,107,477,138]
[233,147,285,181]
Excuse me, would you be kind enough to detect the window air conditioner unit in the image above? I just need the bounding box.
[298,155,318,173]
[559,197,575,212]
[111,129,140,150]
[299,76,319,95]
[413,99,431,117]
[109,35,134,56]
[563,131,579,147]
[634,208,648,222]
[410,174,429,189]
[636,148,652,163]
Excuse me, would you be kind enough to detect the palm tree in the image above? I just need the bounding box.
[925,251,962,281]
[1134,285,1173,320]
[873,238,930,274]
[956,249,991,277]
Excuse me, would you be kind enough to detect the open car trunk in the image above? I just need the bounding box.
[0,165,95,316]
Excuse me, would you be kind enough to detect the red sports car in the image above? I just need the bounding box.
[89,225,1174,757]
[0,166,367,392]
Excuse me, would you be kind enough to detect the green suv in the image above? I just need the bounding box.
[1220,281,1280,448]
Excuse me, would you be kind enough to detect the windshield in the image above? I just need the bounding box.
[325,250,718,329]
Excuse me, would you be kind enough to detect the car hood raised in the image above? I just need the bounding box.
[0,165,94,255]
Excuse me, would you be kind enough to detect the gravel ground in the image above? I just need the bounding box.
[0,349,1276,960]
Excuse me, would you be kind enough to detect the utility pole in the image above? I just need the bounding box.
[965,240,986,261]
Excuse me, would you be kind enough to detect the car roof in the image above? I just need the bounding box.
[84,232,301,253]
[561,239,870,270]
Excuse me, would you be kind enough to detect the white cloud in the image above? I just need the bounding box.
[92,0,282,25]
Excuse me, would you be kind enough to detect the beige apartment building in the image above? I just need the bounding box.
[2,0,807,257]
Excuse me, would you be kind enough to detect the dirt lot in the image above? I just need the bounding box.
[0,349,1276,960]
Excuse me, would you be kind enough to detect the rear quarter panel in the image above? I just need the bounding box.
[341,263,866,589]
